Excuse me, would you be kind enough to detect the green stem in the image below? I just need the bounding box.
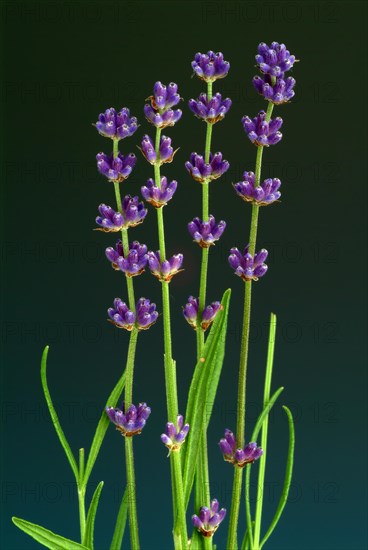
[172,451,189,549]
[252,314,277,550]
[227,466,243,550]
[125,437,140,550]
[78,448,86,542]
[124,329,138,408]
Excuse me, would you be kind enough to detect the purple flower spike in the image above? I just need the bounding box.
[94,107,139,140]
[95,204,125,232]
[139,134,178,166]
[188,215,226,248]
[105,240,148,276]
[219,429,237,463]
[228,245,269,282]
[107,298,136,331]
[256,42,296,77]
[233,172,281,206]
[147,251,184,282]
[219,429,263,467]
[136,297,159,330]
[253,74,296,104]
[144,81,182,128]
[188,93,232,124]
[192,51,230,82]
[183,296,222,331]
[106,402,151,437]
[144,105,182,129]
[192,499,227,538]
[185,152,229,183]
[96,152,137,183]
[242,111,283,147]
[141,177,178,209]
[161,414,190,452]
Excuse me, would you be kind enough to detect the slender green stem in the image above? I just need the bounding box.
[227,466,243,550]
[124,329,138,408]
[245,465,254,549]
[125,437,140,550]
[78,448,86,542]
[252,314,277,550]
[162,282,179,420]
[172,451,189,549]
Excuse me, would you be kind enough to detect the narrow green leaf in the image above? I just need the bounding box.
[182,289,231,508]
[12,517,89,550]
[189,528,203,550]
[250,386,284,442]
[240,521,254,550]
[83,481,104,549]
[83,369,126,487]
[259,406,295,549]
[40,346,79,481]
[110,487,129,550]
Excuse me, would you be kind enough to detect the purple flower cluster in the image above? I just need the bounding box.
[233,172,281,206]
[188,93,232,124]
[242,111,283,147]
[229,245,268,282]
[192,51,230,82]
[108,297,158,331]
[95,197,147,232]
[106,402,151,436]
[185,152,229,183]
[105,240,148,276]
[148,251,184,282]
[192,499,227,538]
[253,74,296,105]
[161,415,190,452]
[140,134,177,166]
[95,107,138,140]
[96,152,137,183]
[219,429,263,467]
[256,42,296,77]
[144,81,182,128]
[188,216,226,248]
[141,177,177,209]
[183,296,222,331]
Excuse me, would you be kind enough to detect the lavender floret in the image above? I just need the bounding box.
[219,429,263,467]
[161,415,190,452]
[256,42,296,77]
[192,499,227,538]
[188,93,232,124]
[141,177,178,208]
[95,204,125,232]
[253,74,296,104]
[106,402,151,436]
[228,245,268,282]
[94,107,138,140]
[105,240,148,276]
[233,172,281,206]
[188,215,226,248]
[148,251,184,282]
[183,296,222,331]
[107,298,136,331]
[242,111,283,147]
[192,51,230,82]
[136,297,159,330]
[96,152,137,183]
[140,134,178,165]
[185,152,229,183]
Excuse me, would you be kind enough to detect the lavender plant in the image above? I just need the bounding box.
[12,43,298,550]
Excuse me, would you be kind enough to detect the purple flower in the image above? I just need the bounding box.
[105,240,148,276]
[185,152,229,183]
[141,177,178,209]
[107,297,158,331]
[94,107,138,140]
[188,215,226,248]
[228,245,268,282]
[139,134,178,165]
[147,251,184,282]
[219,429,263,467]
[161,415,190,452]
[107,298,136,331]
[192,499,227,538]
[256,42,296,77]
[95,197,147,232]
[192,51,230,82]
[188,93,232,124]
[106,402,151,436]
[253,74,296,104]
[96,152,137,183]
[183,296,222,331]
[233,172,281,206]
[136,297,159,330]
[242,111,283,147]
[144,82,182,128]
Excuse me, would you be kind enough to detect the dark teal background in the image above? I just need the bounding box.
[1,1,367,549]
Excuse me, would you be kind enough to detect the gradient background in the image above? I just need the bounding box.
[1,1,367,549]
